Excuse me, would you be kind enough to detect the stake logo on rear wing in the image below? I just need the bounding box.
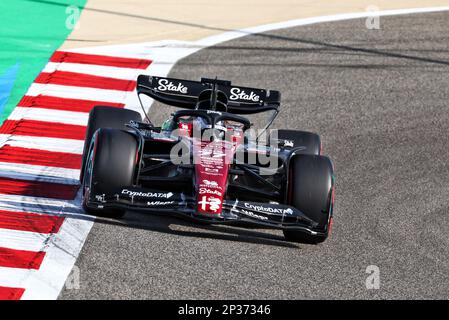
[229,87,261,102]
[137,75,281,114]
[156,78,188,94]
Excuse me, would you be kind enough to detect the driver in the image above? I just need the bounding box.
[160,88,242,138]
[161,116,177,133]
[161,115,209,131]
[161,115,224,137]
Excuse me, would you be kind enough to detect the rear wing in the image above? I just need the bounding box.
[137,75,280,114]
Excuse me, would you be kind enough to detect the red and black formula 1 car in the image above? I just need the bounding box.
[80,75,334,243]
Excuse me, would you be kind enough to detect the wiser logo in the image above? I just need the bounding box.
[157,79,188,94]
[241,209,268,221]
[229,88,260,102]
[147,201,174,206]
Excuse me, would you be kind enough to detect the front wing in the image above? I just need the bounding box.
[86,187,325,236]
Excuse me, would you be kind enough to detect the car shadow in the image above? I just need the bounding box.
[93,210,301,249]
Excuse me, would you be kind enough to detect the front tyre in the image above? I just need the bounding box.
[82,128,139,219]
[80,106,142,183]
[284,154,334,244]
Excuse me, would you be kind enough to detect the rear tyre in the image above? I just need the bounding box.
[272,129,321,155]
[80,106,142,182]
[284,154,334,244]
[82,128,138,219]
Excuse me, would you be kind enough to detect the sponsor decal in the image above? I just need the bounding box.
[204,167,219,173]
[199,188,222,197]
[147,201,174,206]
[199,148,227,158]
[206,110,222,115]
[284,139,294,148]
[240,209,268,221]
[157,78,188,94]
[94,194,106,203]
[202,179,222,189]
[121,189,173,198]
[198,195,221,212]
[200,171,221,177]
[244,203,294,215]
[229,88,260,102]
[201,159,223,166]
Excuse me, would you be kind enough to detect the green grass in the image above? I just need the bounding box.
[0,0,87,123]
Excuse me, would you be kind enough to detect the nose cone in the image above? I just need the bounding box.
[193,140,231,215]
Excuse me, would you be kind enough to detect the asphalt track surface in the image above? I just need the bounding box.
[60,12,449,299]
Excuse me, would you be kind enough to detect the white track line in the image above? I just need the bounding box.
[196,6,449,47]
[103,6,449,111]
